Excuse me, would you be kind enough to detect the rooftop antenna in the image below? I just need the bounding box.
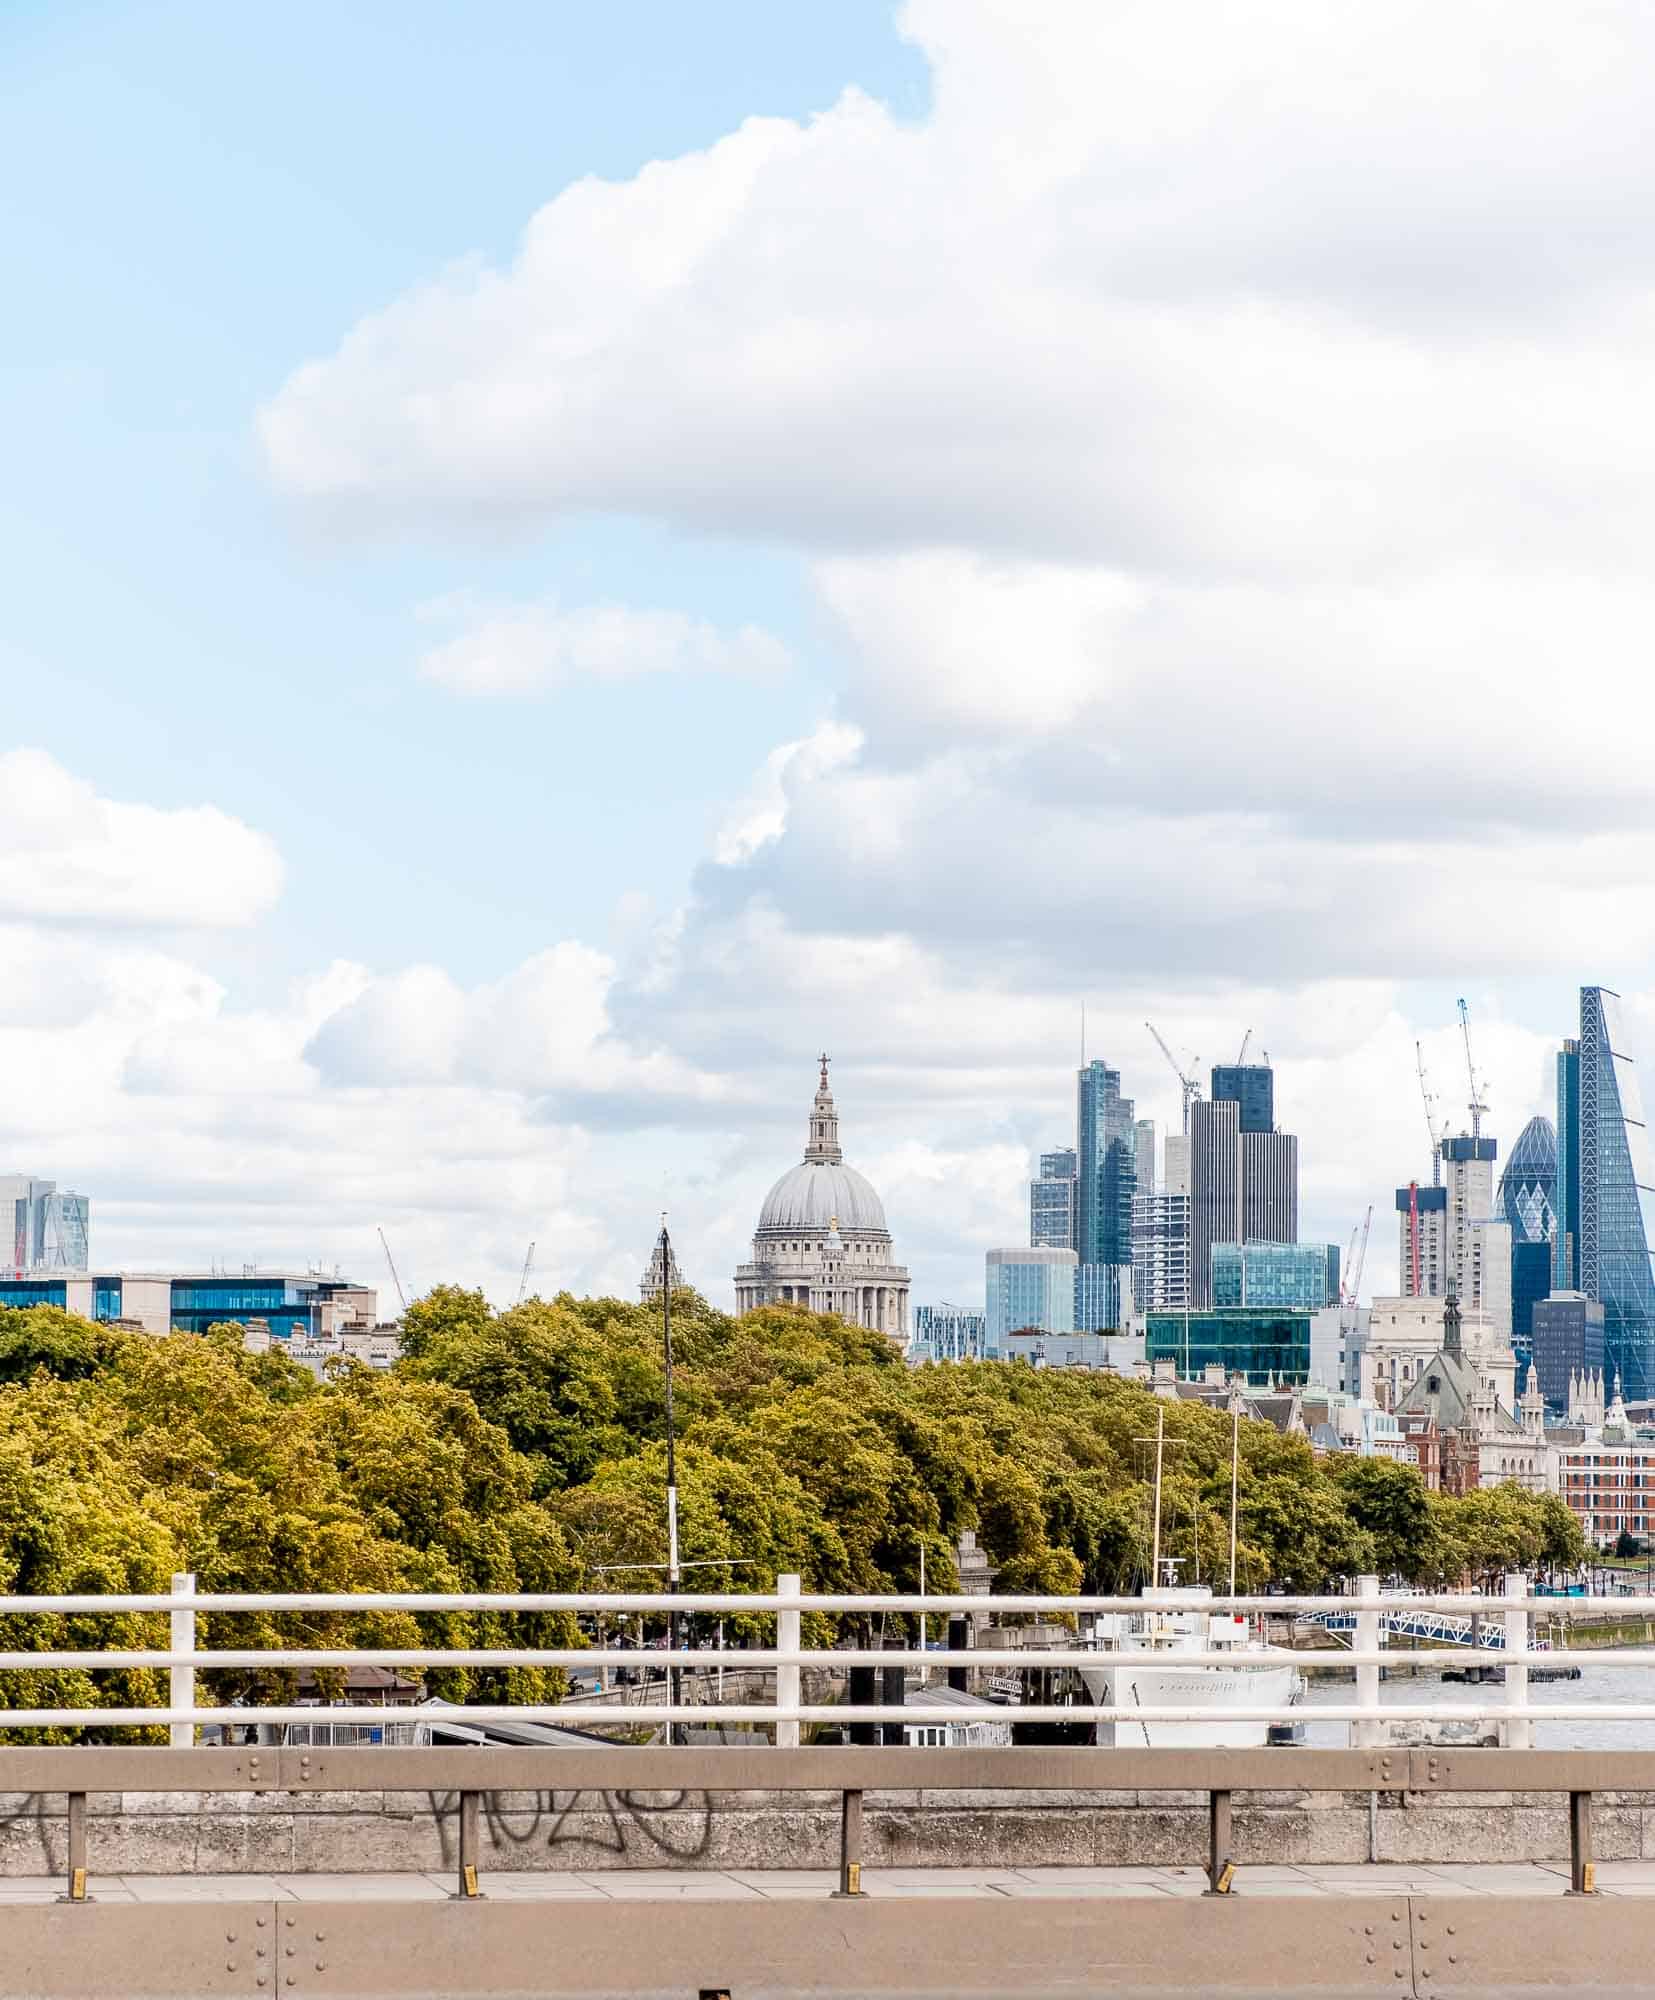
[515,1241,536,1306]
[1081,999,1087,1069]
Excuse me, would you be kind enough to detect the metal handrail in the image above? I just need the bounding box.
[0,1573,1640,1741]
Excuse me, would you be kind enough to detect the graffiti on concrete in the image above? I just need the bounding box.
[430,1787,713,1862]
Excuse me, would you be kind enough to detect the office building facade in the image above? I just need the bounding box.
[1211,1240,1337,1311]
[1145,1307,1311,1385]
[1242,1131,1298,1242]
[985,1247,1077,1356]
[910,1304,988,1363]
[0,1272,376,1339]
[1531,1291,1606,1411]
[1029,1149,1077,1249]
[0,1177,89,1274]
[1132,1189,1191,1313]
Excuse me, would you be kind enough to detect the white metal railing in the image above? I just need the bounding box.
[0,1572,1641,1743]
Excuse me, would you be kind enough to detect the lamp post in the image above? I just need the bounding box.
[659,1218,682,1745]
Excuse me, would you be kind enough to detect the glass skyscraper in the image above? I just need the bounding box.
[1075,1062,1135,1266]
[1075,1060,1135,1332]
[1575,988,1655,1400]
[1499,1114,1558,1358]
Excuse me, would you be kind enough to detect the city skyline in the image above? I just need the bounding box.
[9,4,1655,1316]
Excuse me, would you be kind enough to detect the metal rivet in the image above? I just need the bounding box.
[315,1962,325,1972]
[257,1982,266,1991]
[227,1933,237,1944]
[1366,1954,1376,1965]
[226,1964,237,1974]
[256,1948,266,1960]
[1394,1971,1405,1980]
[1394,1940,1404,1950]
[315,1932,325,1942]
[256,1917,266,1928]
[1364,1926,1374,1936]
[286,1948,296,1959]
[1449,1955,1458,1965]
[1446,1926,1455,1936]
[285,1917,296,1929]
[1392,1911,1402,1922]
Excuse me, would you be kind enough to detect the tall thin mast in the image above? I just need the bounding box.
[1228,1408,1240,1600]
[1151,1405,1165,1585]
[660,1215,681,1745]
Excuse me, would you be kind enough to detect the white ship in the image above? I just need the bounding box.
[1080,1589,1304,1747]
[1079,1403,1303,1746]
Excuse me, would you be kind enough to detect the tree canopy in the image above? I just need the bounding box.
[0,1291,1587,1731]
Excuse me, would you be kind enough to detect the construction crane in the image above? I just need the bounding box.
[1349,1203,1373,1302]
[1146,1021,1202,1135]
[516,1241,536,1306]
[1415,1041,1442,1187]
[1236,1028,1253,1065]
[1457,997,1489,1141]
[377,1227,408,1313]
[1341,1221,1361,1304]
[1342,1203,1374,1327]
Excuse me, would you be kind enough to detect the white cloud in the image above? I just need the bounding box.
[417,593,788,695]
[711,721,862,866]
[0,749,282,929]
[261,0,1655,580]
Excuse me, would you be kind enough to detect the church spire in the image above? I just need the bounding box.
[805,1052,843,1164]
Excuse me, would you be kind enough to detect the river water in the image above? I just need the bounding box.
[1298,1661,1655,1748]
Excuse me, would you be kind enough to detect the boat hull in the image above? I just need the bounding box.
[1080,1658,1303,1747]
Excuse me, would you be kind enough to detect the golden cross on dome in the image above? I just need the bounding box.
[818,1051,831,1086]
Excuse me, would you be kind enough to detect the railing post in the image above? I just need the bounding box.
[169,1572,196,1749]
[833,1789,866,1898]
[1354,1573,1380,1749]
[453,1791,484,1899]
[1205,1790,1233,1895]
[1569,1791,1596,1895]
[1504,1571,1530,1749]
[775,1573,801,1748]
[58,1794,88,1903]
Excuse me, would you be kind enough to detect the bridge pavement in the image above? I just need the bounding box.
[0,1860,1643,1899]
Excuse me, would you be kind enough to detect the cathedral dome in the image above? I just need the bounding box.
[756,1159,889,1237]
[734,1055,909,1337]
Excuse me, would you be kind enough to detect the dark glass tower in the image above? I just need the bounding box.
[1211,1064,1274,1135]
[1576,989,1655,1400]
[1555,1041,1580,1291]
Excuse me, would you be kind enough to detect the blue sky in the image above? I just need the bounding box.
[2,1,923,987]
[5,0,1655,1313]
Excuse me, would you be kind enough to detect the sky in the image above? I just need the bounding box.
[5,0,1655,1314]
